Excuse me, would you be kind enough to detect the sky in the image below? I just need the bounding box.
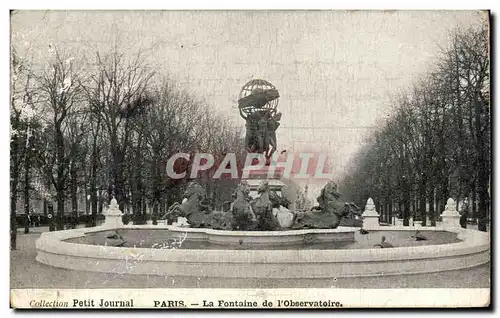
[10,10,488,198]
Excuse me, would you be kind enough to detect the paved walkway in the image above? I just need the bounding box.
[10,232,490,289]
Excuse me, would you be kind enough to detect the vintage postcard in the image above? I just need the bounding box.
[9,10,491,309]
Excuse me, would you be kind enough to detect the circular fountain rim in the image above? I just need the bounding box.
[35,225,490,278]
[164,225,356,236]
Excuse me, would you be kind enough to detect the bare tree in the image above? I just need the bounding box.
[341,25,490,232]
[83,48,155,210]
[10,48,39,248]
[34,48,86,230]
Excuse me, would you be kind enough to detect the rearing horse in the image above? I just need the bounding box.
[164,181,209,227]
[250,181,280,230]
[231,182,256,230]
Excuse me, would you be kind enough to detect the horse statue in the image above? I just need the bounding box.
[164,181,212,228]
[292,181,348,229]
[250,181,280,230]
[339,202,363,227]
[230,181,257,230]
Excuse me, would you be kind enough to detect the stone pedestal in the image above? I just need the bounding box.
[414,221,423,229]
[102,198,123,228]
[273,206,294,229]
[362,198,380,230]
[242,163,289,230]
[441,198,460,229]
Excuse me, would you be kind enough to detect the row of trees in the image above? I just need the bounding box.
[10,45,244,249]
[340,26,490,231]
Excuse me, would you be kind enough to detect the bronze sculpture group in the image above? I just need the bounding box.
[163,80,348,230]
[244,110,282,159]
[164,179,348,231]
[237,80,281,160]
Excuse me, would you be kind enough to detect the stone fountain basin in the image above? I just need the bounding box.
[167,226,355,246]
[35,225,489,278]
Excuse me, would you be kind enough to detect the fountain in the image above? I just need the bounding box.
[34,80,489,279]
[34,198,490,277]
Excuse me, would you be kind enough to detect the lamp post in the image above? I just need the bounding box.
[48,201,55,231]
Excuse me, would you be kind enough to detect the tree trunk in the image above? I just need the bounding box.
[48,202,55,231]
[10,187,18,250]
[56,192,65,230]
[110,135,127,212]
[90,189,97,227]
[419,197,426,226]
[142,199,147,224]
[477,170,488,231]
[10,111,23,250]
[411,199,416,221]
[55,126,66,230]
[440,182,448,213]
[472,183,477,221]
[429,190,436,226]
[70,165,78,229]
[43,199,48,217]
[377,202,382,223]
[388,201,393,224]
[475,97,489,232]
[384,202,389,223]
[152,201,158,225]
[160,194,166,220]
[385,202,389,223]
[419,180,427,226]
[85,188,90,215]
[435,192,441,220]
[90,154,98,227]
[89,120,101,227]
[403,193,410,226]
[131,130,144,224]
[98,196,104,215]
[23,150,31,234]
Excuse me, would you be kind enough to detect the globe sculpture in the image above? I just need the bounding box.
[238,79,281,159]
